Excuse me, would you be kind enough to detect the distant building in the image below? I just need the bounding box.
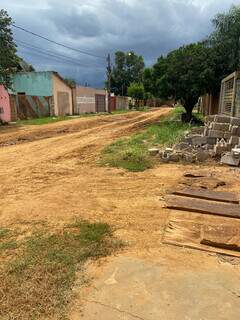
[74,85,107,114]
[74,85,129,114]
[11,71,73,119]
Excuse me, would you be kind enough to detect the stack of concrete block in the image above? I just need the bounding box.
[149,114,240,166]
[203,115,240,165]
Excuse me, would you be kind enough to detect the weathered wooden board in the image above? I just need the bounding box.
[172,188,239,204]
[201,225,240,251]
[162,212,240,257]
[165,195,240,219]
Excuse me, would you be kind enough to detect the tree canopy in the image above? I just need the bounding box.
[142,5,240,120]
[0,9,19,89]
[108,51,145,96]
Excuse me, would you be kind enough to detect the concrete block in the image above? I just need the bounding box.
[214,115,231,124]
[214,144,228,156]
[149,148,159,156]
[224,132,232,140]
[183,136,192,144]
[192,136,207,146]
[208,130,225,139]
[168,153,181,162]
[230,117,240,126]
[232,148,240,159]
[174,142,191,151]
[204,144,214,150]
[221,152,240,166]
[183,153,196,163]
[191,126,205,135]
[205,115,215,123]
[229,136,240,146]
[211,123,230,131]
[196,150,209,162]
[231,126,240,136]
[203,127,209,137]
[206,136,218,145]
[226,143,233,151]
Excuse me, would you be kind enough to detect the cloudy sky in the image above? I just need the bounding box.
[1,0,239,87]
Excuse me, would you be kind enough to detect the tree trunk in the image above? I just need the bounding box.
[181,108,193,123]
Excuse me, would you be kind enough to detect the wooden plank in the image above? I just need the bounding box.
[165,195,240,219]
[162,213,240,257]
[172,188,239,204]
[201,225,240,251]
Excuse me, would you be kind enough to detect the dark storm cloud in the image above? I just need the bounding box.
[1,0,239,87]
[42,5,102,38]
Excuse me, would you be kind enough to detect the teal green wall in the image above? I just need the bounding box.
[12,72,53,96]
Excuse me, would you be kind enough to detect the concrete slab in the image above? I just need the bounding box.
[80,256,240,320]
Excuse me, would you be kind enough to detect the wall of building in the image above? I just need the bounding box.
[116,96,129,110]
[52,74,73,116]
[12,72,53,96]
[0,85,11,122]
[75,86,106,114]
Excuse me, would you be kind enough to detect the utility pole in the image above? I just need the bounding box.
[107,53,111,113]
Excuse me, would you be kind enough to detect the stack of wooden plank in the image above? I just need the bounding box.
[163,187,240,256]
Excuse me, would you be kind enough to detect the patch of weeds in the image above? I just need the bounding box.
[0,227,10,239]
[0,240,18,251]
[0,221,120,320]
[100,107,199,172]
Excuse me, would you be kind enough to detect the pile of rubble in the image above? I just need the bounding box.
[149,115,240,166]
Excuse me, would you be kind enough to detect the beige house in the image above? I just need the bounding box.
[75,86,107,114]
[52,72,73,116]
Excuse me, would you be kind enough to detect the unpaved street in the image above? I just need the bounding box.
[1,108,240,319]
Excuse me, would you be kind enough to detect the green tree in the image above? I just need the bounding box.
[64,78,76,87]
[109,51,145,96]
[128,82,145,108]
[207,5,240,94]
[0,10,19,89]
[152,43,214,121]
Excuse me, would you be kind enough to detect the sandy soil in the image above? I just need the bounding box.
[0,107,240,253]
[1,108,240,318]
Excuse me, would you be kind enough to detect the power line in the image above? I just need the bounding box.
[15,39,104,69]
[12,24,106,60]
[17,44,104,69]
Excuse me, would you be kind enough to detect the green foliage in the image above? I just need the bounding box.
[150,43,214,119]
[64,78,76,87]
[108,51,145,96]
[128,82,145,100]
[100,107,197,172]
[207,5,240,93]
[143,6,240,119]
[0,10,19,89]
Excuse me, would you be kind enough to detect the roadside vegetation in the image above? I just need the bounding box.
[100,107,202,172]
[0,221,121,320]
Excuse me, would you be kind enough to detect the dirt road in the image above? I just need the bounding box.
[1,108,240,319]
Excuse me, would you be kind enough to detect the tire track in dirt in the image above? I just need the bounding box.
[0,109,167,147]
[0,108,171,227]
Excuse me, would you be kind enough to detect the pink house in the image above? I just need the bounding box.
[0,85,11,122]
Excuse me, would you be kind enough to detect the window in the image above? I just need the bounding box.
[0,107,4,114]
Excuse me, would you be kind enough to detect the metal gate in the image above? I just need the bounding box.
[16,94,51,119]
[95,94,106,113]
[57,91,70,116]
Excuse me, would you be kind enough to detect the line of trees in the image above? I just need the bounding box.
[108,5,240,121]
